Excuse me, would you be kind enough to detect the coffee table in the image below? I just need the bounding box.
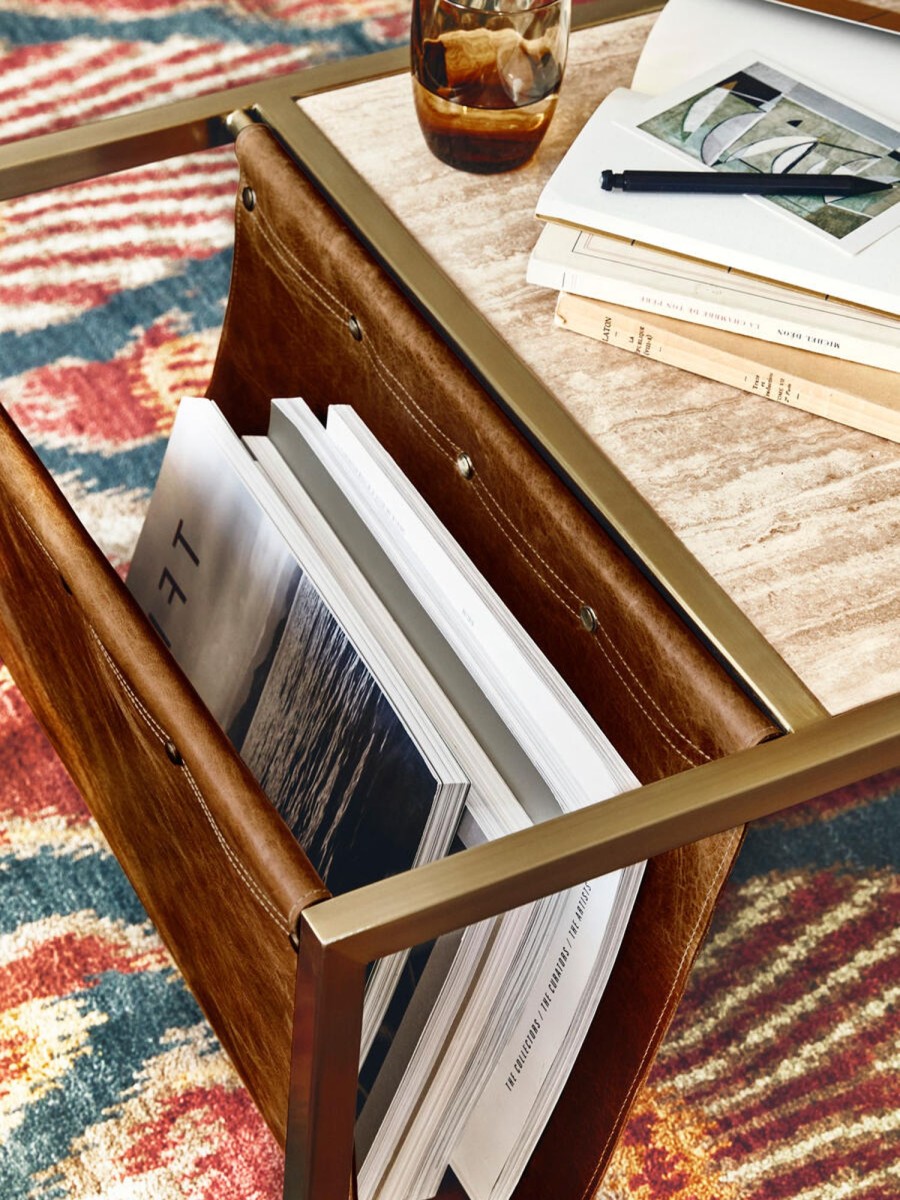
[0,3,897,1197]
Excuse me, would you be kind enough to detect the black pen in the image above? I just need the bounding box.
[600,169,892,195]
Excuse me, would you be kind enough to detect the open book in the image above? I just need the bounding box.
[535,0,900,315]
[128,395,644,1200]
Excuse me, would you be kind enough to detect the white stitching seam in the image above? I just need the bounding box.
[89,629,291,935]
[469,480,706,769]
[254,205,459,460]
[250,203,710,767]
[13,507,290,936]
[255,207,352,326]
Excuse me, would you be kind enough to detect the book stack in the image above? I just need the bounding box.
[527,0,900,442]
[126,394,643,1200]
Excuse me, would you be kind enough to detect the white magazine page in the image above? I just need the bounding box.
[323,405,638,813]
[356,809,522,1197]
[450,870,626,1200]
[631,0,900,120]
[359,899,544,1200]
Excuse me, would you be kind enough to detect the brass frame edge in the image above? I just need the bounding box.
[0,46,408,200]
[285,932,363,1200]
[0,0,822,730]
[287,686,900,1198]
[0,1,655,199]
[303,690,900,962]
[261,102,824,733]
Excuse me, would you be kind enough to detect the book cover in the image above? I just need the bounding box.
[127,398,468,897]
[126,397,472,1104]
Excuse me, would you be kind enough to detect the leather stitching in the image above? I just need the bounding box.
[248,203,711,767]
[254,202,354,326]
[254,204,459,461]
[579,827,742,1200]
[470,479,706,770]
[13,507,293,936]
[89,629,293,935]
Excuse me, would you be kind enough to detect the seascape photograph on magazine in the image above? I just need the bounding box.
[636,56,900,250]
[126,397,448,901]
[231,570,443,897]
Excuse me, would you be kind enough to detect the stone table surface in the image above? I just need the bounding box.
[300,14,900,717]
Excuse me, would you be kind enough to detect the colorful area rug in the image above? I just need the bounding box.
[0,2,897,1198]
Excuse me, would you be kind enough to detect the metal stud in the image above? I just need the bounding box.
[348,315,363,341]
[225,109,255,139]
[579,604,598,633]
[456,453,474,480]
[164,739,183,766]
[241,185,256,212]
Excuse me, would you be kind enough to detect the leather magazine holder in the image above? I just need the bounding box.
[0,121,778,1197]
[0,408,327,1143]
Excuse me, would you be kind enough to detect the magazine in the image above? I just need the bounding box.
[257,397,644,1200]
[126,396,472,1067]
[129,394,645,1200]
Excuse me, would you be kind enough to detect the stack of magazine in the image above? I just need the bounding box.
[528,0,900,442]
[126,394,645,1200]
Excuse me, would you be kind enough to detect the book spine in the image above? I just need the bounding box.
[556,267,900,375]
[555,296,900,444]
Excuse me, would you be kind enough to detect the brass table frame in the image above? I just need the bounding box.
[1,3,897,1197]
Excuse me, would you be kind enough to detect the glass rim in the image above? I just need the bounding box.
[437,0,565,14]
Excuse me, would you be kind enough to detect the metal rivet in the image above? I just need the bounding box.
[164,739,183,766]
[348,315,363,341]
[579,604,598,633]
[241,185,256,212]
[456,453,474,480]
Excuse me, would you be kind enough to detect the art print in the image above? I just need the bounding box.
[634,57,900,253]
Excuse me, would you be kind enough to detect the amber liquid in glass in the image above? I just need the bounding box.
[412,78,559,173]
[411,4,565,174]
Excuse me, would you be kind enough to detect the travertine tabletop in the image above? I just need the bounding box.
[299,14,900,717]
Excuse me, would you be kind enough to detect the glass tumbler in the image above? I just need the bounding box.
[411,0,571,174]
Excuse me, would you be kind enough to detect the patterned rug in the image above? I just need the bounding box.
[0,3,897,1198]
